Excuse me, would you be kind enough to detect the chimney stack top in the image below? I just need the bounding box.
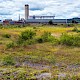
[25,4,29,6]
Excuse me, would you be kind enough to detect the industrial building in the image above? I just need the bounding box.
[3,4,80,25]
[3,19,24,25]
[25,4,80,24]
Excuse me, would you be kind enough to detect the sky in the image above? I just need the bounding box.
[0,0,80,20]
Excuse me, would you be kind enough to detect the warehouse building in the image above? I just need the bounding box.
[25,4,67,24]
[26,19,67,24]
[25,4,80,24]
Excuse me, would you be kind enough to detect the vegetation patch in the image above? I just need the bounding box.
[72,26,80,32]
[2,55,15,65]
[19,30,36,41]
[0,25,80,79]
[16,30,36,46]
[2,33,11,38]
[37,32,58,44]
[60,33,80,46]
[6,42,15,49]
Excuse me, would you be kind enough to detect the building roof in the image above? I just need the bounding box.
[26,19,67,23]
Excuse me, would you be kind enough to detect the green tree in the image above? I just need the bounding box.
[48,20,53,25]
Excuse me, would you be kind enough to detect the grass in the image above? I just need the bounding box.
[0,25,80,79]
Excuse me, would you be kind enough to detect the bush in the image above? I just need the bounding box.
[17,39,36,46]
[6,42,15,48]
[33,27,37,29]
[16,38,24,46]
[17,72,26,80]
[16,30,36,46]
[3,55,15,65]
[48,55,55,64]
[26,39,36,45]
[19,30,36,41]
[2,34,11,38]
[37,37,43,43]
[60,33,74,46]
[40,32,52,42]
[37,32,58,44]
[60,33,80,46]
[73,34,80,46]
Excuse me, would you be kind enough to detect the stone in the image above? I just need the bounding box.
[36,73,52,80]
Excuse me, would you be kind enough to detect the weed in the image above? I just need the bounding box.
[3,55,15,65]
[6,42,15,48]
[26,39,36,45]
[17,72,26,80]
[2,34,11,38]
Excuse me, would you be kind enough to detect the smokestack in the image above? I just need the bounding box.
[25,4,29,20]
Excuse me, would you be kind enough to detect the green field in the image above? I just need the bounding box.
[0,25,80,80]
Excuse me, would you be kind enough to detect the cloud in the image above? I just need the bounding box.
[0,0,80,20]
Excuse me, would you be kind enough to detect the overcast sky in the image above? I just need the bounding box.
[0,0,80,20]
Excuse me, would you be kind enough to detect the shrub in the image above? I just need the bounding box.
[33,27,37,29]
[37,32,58,44]
[19,30,36,41]
[73,34,80,46]
[6,42,15,48]
[3,55,15,65]
[26,39,36,45]
[17,72,26,80]
[16,38,24,46]
[41,32,52,42]
[37,37,43,43]
[16,30,36,46]
[60,33,74,46]
[48,55,55,64]
[17,39,36,46]
[60,33,80,46]
[2,34,11,38]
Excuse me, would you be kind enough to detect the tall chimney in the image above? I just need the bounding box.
[25,4,29,20]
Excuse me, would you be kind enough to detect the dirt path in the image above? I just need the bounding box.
[22,61,80,73]
[22,61,52,70]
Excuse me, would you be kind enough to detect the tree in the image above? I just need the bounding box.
[48,20,53,25]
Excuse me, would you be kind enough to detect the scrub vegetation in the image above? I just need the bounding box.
[0,24,80,79]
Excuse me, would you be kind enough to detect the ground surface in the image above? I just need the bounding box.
[0,25,80,79]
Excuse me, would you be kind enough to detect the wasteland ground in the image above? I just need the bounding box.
[0,24,80,79]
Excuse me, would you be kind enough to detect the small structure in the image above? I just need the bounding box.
[3,19,24,25]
